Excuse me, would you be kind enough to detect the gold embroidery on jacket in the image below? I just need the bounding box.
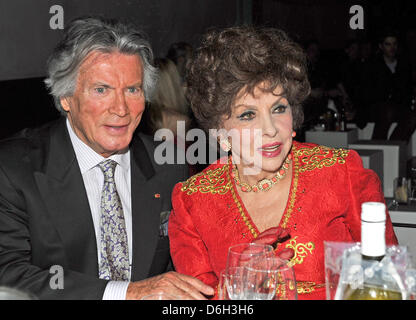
[180,165,231,195]
[228,167,259,238]
[295,145,350,172]
[276,281,325,296]
[286,236,315,266]
[296,281,326,294]
[280,144,299,228]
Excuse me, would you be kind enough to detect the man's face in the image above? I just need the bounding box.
[61,51,145,157]
[379,36,398,60]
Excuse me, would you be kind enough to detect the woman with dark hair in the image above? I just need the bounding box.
[168,26,397,300]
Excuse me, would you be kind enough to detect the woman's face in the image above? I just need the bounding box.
[221,83,293,176]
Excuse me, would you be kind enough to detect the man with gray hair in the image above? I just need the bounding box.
[0,16,213,300]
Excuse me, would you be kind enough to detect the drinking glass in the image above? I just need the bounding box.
[273,260,298,300]
[243,260,279,300]
[394,177,411,205]
[220,266,247,300]
[226,243,274,270]
[406,269,416,300]
[409,178,416,204]
[218,269,230,300]
[244,256,298,300]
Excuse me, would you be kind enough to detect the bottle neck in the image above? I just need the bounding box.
[361,220,386,258]
[361,254,384,262]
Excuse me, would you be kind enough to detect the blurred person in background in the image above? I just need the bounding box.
[361,28,413,141]
[302,40,328,128]
[138,57,205,175]
[351,38,375,129]
[166,41,193,90]
[329,39,365,128]
[167,42,214,173]
[359,38,374,64]
[140,57,191,137]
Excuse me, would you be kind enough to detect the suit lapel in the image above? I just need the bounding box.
[34,119,98,276]
[130,134,162,281]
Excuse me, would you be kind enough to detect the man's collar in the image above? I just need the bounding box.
[65,118,130,174]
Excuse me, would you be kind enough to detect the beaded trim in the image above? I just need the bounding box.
[231,156,292,192]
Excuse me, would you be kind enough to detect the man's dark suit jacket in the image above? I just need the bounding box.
[362,56,413,110]
[0,118,188,299]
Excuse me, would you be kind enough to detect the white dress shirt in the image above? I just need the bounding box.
[66,119,131,300]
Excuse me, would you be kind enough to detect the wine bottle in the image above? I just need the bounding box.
[342,202,404,300]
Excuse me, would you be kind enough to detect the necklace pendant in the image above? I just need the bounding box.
[258,178,273,191]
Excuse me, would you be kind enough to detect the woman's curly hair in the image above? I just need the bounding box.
[186,26,310,131]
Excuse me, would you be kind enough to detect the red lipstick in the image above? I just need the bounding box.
[258,142,282,158]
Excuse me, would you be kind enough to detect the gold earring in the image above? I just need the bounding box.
[220,139,231,152]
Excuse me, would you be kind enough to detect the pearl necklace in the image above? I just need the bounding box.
[231,154,292,192]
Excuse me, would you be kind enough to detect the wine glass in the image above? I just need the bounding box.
[273,259,298,300]
[244,256,298,300]
[218,269,230,300]
[223,266,247,300]
[243,266,278,300]
[226,243,274,270]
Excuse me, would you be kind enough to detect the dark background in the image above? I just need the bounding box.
[0,0,415,138]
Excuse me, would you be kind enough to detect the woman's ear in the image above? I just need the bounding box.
[215,129,232,152]
[219,138,231,152]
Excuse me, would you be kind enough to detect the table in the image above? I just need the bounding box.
[387,199,416,265]
[305,129,358,148]
[349,140,407,197]
[356,149,384,186]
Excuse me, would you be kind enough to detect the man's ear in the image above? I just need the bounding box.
[60,97,71,112]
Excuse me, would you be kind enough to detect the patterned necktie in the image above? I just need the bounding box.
[98,159,130,281]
